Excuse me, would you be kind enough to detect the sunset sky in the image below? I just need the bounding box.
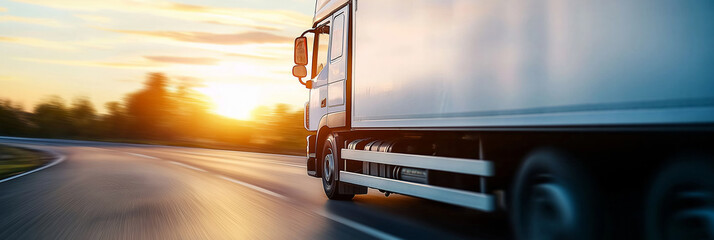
[0,0,314,119]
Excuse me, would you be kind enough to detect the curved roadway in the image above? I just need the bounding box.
[0,137,507,239]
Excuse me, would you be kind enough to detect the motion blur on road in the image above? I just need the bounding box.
[0,137,507,239]
[3,0,714,239]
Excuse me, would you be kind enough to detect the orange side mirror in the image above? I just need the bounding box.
[294,37,308,65]
[292,65,307,78]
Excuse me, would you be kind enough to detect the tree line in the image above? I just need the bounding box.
[0,73,309,155]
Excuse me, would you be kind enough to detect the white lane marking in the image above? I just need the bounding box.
[168,161,208,172]
[235,159,303,168]
[170,150,303,168]
[172,150,219,157]
[125,152,159,160]
[271,162,302,168]
[217,175,287,200]
[167,147,304,160]
[315,210,402,240]
[0,151,66,184]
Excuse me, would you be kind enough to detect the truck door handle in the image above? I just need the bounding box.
[321,98,327,108]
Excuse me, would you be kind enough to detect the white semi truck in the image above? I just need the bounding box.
[291,1,714,239]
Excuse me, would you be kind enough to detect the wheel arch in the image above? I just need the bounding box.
[314,125,332,177]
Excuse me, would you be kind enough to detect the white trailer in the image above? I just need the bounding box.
[291,1,714,239]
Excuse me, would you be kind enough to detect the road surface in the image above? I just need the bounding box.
[0,137,508,239]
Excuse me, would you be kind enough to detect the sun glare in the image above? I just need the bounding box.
[197,83,260,120]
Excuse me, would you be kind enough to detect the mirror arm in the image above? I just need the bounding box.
[299,28,316,38]
[297,78,312,89]
[300,21,329,37]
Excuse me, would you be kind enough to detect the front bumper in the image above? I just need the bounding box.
[306,135,318,177]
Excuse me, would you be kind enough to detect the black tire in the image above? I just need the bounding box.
[645,153,714,240]
[510,148,604,240]
[321,134,355,200]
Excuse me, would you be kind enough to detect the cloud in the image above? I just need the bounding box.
[17,55,220,69]
[11,0,311,31]
[144,56,219,65]
[96,61,164,68]
[11,0,137,11]
[225,52,279,60]
[174,75,206,88]
[18,58,164,69]
[0,75,18,82]
[166,3,208,12]
[105,29,291,45]
[165,3,311,28]
[0,36,75,50]
[0,7,7,12]
[73,14,111,23]
[202,20,280,31]
[0,15,66,27]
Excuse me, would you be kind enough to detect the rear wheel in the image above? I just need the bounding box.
[510,148,603,240]
[321,134,354,200]
[645,153,714,240]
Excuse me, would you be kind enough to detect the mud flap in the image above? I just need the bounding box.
[307,156,318,177]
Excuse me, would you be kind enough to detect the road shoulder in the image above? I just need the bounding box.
[0,144,64,183]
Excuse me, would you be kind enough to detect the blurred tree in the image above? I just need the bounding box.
[1,71,311,155]
[274,106,309,149]
[173,84,211,139]
[0,99,28,135]
[271,103,293,142]
[248,104,307,150]
[32,96,71,137]
[69,97,98,137]
[101,101,129,138]
[250,106,272,122]
[249,105,274,144]
[125,73,175,139]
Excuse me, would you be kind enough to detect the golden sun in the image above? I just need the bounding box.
[197,83,260,120]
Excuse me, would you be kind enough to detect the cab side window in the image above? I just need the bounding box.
[313,22,330,79]
[330,13,344,61]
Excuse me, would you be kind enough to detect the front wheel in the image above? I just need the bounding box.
[321,134,354,200]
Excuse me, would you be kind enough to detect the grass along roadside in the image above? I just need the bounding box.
[0,136,305,156]
[0,145,50,179]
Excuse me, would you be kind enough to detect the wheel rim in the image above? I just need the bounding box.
[523,175,577,240]
[323,149,335,184]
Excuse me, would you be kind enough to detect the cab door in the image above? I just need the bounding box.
[307,6,349,131]
[326,7,348,115]
[307,18,331,131]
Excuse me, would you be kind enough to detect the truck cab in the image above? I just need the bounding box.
[293,0,351,177]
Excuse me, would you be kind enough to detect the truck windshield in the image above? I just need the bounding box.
[313,22,330,79]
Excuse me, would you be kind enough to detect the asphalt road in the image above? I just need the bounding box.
[0,137,508,239]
